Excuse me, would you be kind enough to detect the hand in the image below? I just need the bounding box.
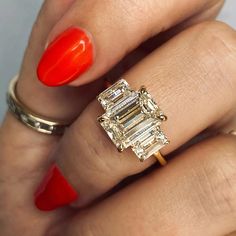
[1,0,236,235]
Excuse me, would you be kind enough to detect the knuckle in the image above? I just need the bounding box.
[50,213,104,236]
[46,222,98,236]
[195,21,235,44]
[41,0,72,19]
[196,136,236,217]
[191,21,236,97]
[197,21,236,62]
[38,0,54,19]
[200,21,236,54]
[66,116,116,185]
[42,0,61,10]
[76,221,101,236]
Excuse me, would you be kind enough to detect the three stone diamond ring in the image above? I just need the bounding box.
[97,79,169,164]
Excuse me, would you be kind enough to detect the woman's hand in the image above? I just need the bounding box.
[1,0,236,235]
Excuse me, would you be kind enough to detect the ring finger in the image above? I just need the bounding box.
[34,21,236,211]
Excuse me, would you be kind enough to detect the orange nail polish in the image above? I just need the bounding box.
[34,165,78,211]
[37,27,94,86]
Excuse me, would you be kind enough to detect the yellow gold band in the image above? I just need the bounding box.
[153,151,167,166]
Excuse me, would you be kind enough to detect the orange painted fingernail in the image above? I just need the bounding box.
[34,165,78,211]
[37,27,94,86]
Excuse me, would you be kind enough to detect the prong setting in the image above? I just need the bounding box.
[97,116,105,123]
[139,86,147,94]
[117,145,125,152]
[158,114,168,121]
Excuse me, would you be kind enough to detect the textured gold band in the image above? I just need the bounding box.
[6,76,69,135]
[153,151,167,166]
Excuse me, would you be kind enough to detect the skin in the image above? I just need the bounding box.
[0,0,236,235]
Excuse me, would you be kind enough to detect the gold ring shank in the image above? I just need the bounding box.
[153,151,167,166]
[6,76,69,135]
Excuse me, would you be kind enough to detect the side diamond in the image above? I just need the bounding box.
[99,115,125,148]
[98,79,130,110]
[139,90,164,121]
[132,128,169,161]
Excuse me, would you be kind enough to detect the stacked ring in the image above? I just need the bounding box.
[7,76,69,135]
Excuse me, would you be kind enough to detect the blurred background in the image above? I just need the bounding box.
[0,0,235,120]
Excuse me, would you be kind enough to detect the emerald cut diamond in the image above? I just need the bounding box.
[97,79,169,161]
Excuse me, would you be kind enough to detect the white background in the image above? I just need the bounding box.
[0,0,235,119]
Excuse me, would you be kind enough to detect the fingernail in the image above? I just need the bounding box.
[37,27,94,86]
[34,164,78,211]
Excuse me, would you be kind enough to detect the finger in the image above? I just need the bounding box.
[5,0,101,187]
[141,0,224,51]
[0,1,78,235]
[55,135,236,236]
[3,0,75,194]
[36,0,222,86]
[173,0,224,30]
[34,21,236,211]
[105,0,225,78]
[18,0,101,123]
